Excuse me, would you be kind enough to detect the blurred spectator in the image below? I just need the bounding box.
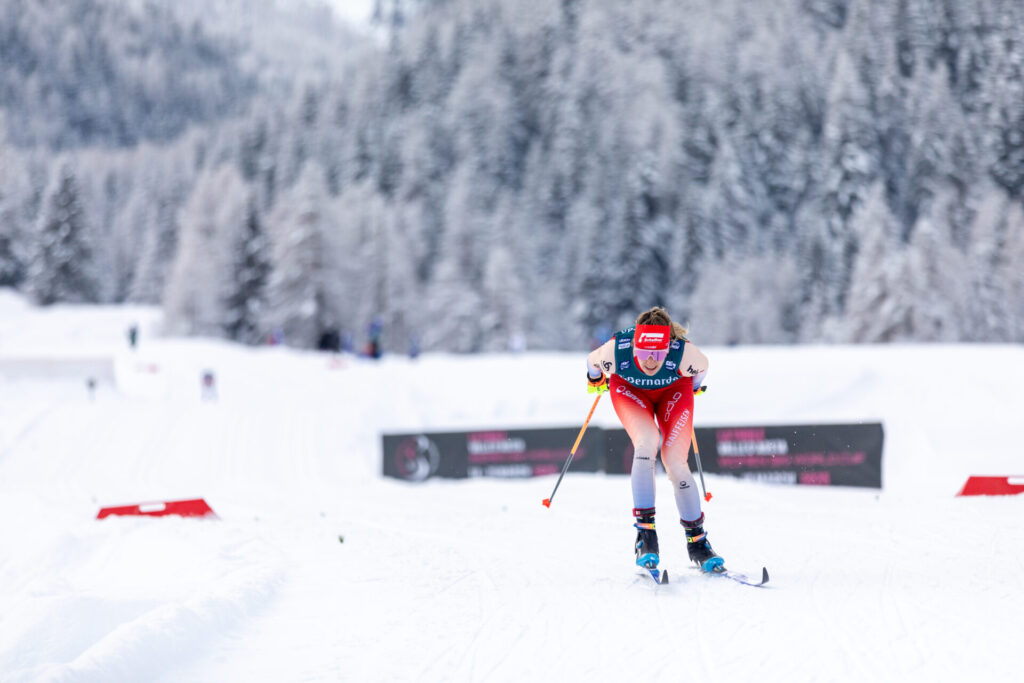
[366,317,383,359]
[201,370,218,401]
[86,377,96,401]
[318,329,341,352]
[368,317,383,340]
[408,335,420,360]
[127,323,139,349]
[365,337,382,359]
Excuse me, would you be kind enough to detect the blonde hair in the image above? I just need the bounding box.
[636,306,688,341]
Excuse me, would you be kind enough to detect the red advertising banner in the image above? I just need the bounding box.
[96,498,217,519]
[957,476,1024,497]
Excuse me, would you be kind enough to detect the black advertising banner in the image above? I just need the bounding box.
[383,423,883,488]
[382,428,603,482]
[464,427,602,478]
[602,429,633,475]
[382,432,471,481]
[691,423,884,488]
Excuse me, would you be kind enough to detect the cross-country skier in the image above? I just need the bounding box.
[585,306,723,572]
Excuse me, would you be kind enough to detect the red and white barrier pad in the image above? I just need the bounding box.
[956,476,1024,497]
[96,498,217,519]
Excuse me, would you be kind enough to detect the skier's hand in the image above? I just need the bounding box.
[694,384,707,396]
[587,372,609,394]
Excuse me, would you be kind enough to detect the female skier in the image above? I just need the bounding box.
[585,306,723,572]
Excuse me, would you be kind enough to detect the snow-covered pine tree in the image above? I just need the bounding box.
[129,194,179,304]
[480,210,527,351]
[26,160,100,305]
[108,182,154,302]
[905,214,964,341]
[689,253,801,345]
[422,165,487,352]
[836,182,911,342]
[262,162,341,348]
[965,184,1015,342]
[811,2,890,323]
[128,146,193,304]
[163,164,249,336]
[0,135,30,287]
[334,180,418,353]
[1001,199,1024,341]
[223,198,271,344]
[377,203,423,353]
[985,2,1024,199]
[618,149,676,315]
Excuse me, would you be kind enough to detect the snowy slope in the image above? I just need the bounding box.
[1,290,1022,682]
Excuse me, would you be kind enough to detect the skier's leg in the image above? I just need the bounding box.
[610,378,661,566]
[609,378,660,510]
[632,507,659,568]
[656,382,723,570]
[654,382,701,521]
[681,512,723,571]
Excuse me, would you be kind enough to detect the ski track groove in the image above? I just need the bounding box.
[689,568,715,680]
[811,560,877,681]
[880,521,928,678]
[0,397,68,464]
[353,517,516,683]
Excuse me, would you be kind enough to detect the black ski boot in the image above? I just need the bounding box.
[682,513,724,572]
[633,508,659,568]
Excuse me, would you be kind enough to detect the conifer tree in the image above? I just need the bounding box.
[26,161,99,305]
[163,164,249,336]
[262,162,341,348]
[0,139,29,287]
[223,199,271,343]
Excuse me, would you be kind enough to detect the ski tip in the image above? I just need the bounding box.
[541,498,551,508]
[761,567,769,584]
[662,570,669,585]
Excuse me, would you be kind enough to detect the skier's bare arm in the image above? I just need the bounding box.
[586,338,616,378]
[679,342,709,389]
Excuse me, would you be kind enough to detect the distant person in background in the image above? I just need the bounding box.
[127,323,138,349]
[86,377,96,401]
[408,335,420,360]
[585,306,721,573]
[318,329,341,352]
[366,317,383,359]
[201,370,218,402]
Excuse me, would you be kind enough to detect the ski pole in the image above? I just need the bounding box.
[542,392,602,508]
[691,424,712,502]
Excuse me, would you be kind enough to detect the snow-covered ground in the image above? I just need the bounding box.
[1,288,1022,682]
